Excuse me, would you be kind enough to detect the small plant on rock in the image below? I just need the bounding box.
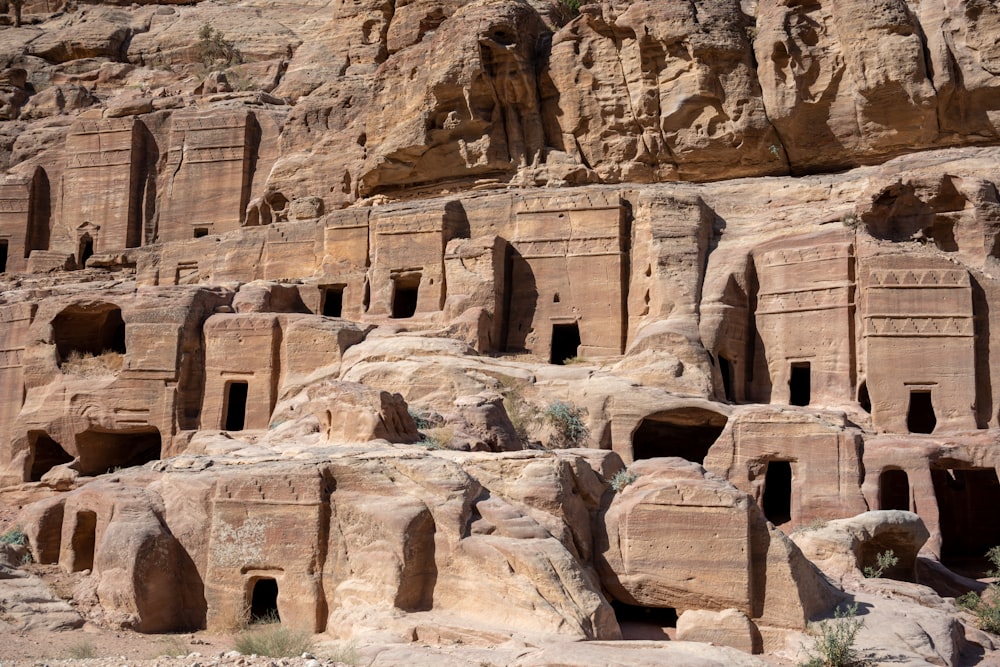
[543,400,588,448]
[610,468,637,492]
[863,549,899,578]
[801,602,866,667]
[0,526,27,545]
[958,546,1000,634]
[197,23,242,69]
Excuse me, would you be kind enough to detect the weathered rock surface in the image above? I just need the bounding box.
[2,0,1000,664]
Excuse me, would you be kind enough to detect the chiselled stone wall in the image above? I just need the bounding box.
[159,111,257,243]
[860,256,977,434]
[62,118,145,255]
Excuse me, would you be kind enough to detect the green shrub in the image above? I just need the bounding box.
[610,468,637,492]
[0,526,27,545]
[543,401,588,448]
[197,23,242,69]
[957,546,1000,634]
[863,549,899,578]
[560,0,581,15]
[408,408,434,430]
[801,602,866,667]
[233,618,314,658]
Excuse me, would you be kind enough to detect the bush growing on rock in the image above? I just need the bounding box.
[958,546,1000,634]
[543,401,588,448]
[802,602,866,667]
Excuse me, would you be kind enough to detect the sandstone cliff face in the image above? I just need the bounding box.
[2,0,1000,664]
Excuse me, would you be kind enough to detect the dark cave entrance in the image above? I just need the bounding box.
[78,235,94,268]
[0,240,7,273]
[858,381,871,413]
[907,390,936,434]
[75,428,162,476]
[52,303,126,366]
[762,460,792,526]
[932,467,1000,576]
[321,285,344,318]
[250,578,279,623]
[550,322,581,365]
[719,355,735,402]
[70,510,97,572]
[391,274,420,319]
[879,469,910,511]
[631,408,728,464]
[29,432,74,481]
[789,362,810,406]
[611,599,676,641]
[224,381,249,431]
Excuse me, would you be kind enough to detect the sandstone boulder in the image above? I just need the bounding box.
[790,510,930,585]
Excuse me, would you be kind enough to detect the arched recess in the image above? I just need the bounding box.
[28,431,73,481]
[631,407,729,464]
[879,468,910,511]
[51,303,126,365]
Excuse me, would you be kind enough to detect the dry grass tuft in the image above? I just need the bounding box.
[61,349,124,377]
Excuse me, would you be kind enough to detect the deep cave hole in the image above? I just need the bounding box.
[879,469,910,511]
[29,432,73,482]
[224,381,249,431]
[78,236,93,268]
[0,240,7,273]
[550,322,580,365]
[907,390,936,434]
[719,355,735,402]
[391,274,420,319]
[611,599,676,640]
[321,285,344,317]
[762,460,792,526]
[250,578,279,623]
[631,408,728,464]
[858,381,871,413]
[75,428,161,476]
[789,362,810,406]
[52,303,126,365]
[70,510,97,572]
[932,467,1000,577]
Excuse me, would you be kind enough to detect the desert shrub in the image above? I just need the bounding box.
[496,375,535,443]
[958,546,1000,634]
[153,636,190,658]
[560,0,581,14]
[801,602,866,667]
[408,408,434,430]
[67,642,98,660]
[863,549,899,578]
[0,526,27,545]
[197,23,241,69]
[544,401,588,448]
[610,468,637,492]
[233,614,314,658]
[420,426,453,451]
